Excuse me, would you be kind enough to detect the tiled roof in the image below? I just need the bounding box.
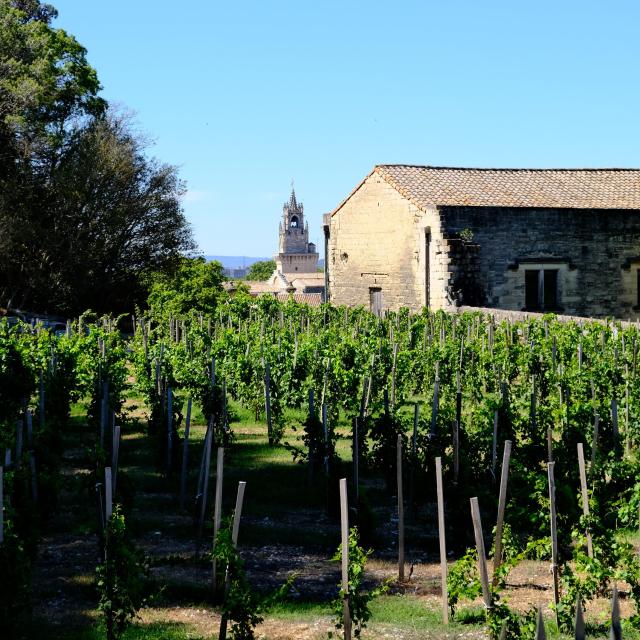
[274,292,323,306]
[374,165,640,210]
[244,281,282,293]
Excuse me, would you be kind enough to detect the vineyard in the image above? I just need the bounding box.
[2,298,640,639]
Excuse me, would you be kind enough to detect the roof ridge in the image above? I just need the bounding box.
[375,164,640,172]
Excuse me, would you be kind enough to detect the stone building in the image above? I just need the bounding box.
[225,188,324,305]
[274,189,319,274]
[324,165,640,318]
[266,188,325,296]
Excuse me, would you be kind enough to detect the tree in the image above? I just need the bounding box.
[51,110,194,314]
[146,256,225,320]
[0,0,105,148]
[0,108,195,314]
[246,260,276,281]
[0,1,194,315]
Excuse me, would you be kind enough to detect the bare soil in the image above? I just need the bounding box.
[30,402,638,639]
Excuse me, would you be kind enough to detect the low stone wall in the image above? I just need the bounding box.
[456,305,638,328]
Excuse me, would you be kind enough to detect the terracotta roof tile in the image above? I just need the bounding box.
[375,165,640,210]
[274,293,323,306]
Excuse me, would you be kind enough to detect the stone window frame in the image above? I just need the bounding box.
[621,257,640,310]
[508,257,574,313]
[524,269,559,311]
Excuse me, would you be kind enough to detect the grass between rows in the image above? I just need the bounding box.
[28,389,640,640]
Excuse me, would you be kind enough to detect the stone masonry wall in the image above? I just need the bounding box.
[456,305,639,327]
[328,173,451,312]
[440,206,640,319]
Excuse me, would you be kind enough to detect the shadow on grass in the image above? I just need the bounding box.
[26,619,205,640]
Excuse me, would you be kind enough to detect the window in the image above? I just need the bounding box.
[290,215,299,228]
[525,269,558,311]
[369,287,382,317]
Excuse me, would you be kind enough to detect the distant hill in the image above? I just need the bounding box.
[205,256,269,269]
[206,255,325,269]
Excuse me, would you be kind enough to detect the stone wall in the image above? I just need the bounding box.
[280,226,310,254]
[276,252,319,274]
[456,305,638,328]
[327,173,452,312]
[440,206,640,319]
[328,176,640,319]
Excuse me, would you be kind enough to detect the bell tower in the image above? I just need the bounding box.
[275,187,319,274]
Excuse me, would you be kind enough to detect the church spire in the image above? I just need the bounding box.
[275,185,318,274]
[289,179,298,210]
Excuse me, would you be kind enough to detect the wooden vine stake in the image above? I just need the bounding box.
[625,374,631,457]
[352,417,359,503]
[492,440,512,588]
[39,370,45,430]
[390,342,398,407]
[264,362,273,446]
[530,376,537,432]
[339,478,352,640]
[576,443,593,558]
[548,462,560,627]
[410,402,419,511]
[455,364,463,435]
[430,363,440,437]
[469,498,493,609]
[212,447,224,597]
[166,387,173,474]
[590,413,600,479]
[611,585,622,640]
[469,497,492,611]
[179,397,192,510]
[535,607,547,640]
[112,425,120,495]
[491,411,499,481]
[26,409,33,447]
[453,419,460,485]
[574,595,586,640]
[435,457,448,624]
[397,434,405,582]
[100,381,108,449]
[195,423,209,507]
[611,399,620,459]
[95,482,105,548]
[196,426,213,557]
[309,388,315,420]
[105,467,113,522]
[322,404,329,477]
[0,466,4,544]
[219,481,247,640]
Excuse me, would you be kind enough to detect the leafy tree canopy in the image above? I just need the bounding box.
[0,0,105,143]
[146,256,225,320]
[0,1,195,315]
[246,259,276,281]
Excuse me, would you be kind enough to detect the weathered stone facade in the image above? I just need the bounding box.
[244,188,325,301]
[275,189,319,274]
[326,166,640,319]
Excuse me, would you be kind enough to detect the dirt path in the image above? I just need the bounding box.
[29,401,638,639]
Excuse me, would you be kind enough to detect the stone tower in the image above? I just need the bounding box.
[274,188,318,274]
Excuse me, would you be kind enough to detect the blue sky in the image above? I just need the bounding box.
[53,0,640,256]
